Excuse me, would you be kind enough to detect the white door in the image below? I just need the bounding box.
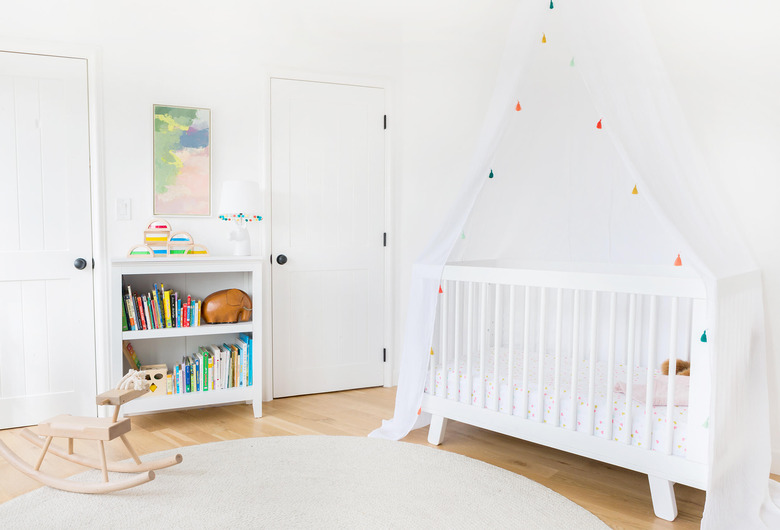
[0,51,96,428]
[271,78,385,398]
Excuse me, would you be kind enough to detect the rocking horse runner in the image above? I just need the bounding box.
[0,370,182,493]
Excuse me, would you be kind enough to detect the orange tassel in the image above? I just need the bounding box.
[417,407,422,416]
[515,101,522,111]
[438,285,443,294]
[674,254,682,267]
[596,119,603,129]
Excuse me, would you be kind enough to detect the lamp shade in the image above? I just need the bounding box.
[218,180,262,216]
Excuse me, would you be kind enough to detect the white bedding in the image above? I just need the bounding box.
[426,350,689,457]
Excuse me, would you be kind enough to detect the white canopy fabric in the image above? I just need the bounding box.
[370,1,780,527]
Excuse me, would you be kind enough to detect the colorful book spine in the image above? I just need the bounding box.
[166,373,173,395]
[124,294,137,331]
[164,290,172,328]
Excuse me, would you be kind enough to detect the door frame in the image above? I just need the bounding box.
[0,39,108,399]
[264,70,395,400]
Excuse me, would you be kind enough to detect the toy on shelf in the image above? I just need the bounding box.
[128,219,209,257]
[0,370,183,493]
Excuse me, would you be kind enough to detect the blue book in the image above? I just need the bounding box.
[185,362,191,393]
[240,333,253,387]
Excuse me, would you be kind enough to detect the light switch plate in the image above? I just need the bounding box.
[116,198,132,220]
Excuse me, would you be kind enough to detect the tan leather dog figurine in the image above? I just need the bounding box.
[201,289,252,324]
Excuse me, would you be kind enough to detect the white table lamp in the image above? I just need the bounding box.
[218,180,263,256]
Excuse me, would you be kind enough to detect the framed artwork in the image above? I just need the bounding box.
[153,104,211,216]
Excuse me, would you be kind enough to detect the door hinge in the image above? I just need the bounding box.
[383,348,386,362]
[383,232,387,247]
[383,115,387,130]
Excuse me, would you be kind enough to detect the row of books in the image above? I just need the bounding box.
[123,283,201,331]
[168,334,253,394]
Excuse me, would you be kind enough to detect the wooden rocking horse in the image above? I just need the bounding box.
[0,371,182,493]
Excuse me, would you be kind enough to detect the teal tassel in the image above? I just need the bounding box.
[549,0,554,8]
[489,169,494,179]
[700,330,707,343]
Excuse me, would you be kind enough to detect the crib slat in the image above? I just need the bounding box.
[441,280,448,398]
[479,283,487,409]
[454,281,462,401]
[568,290,581,431]
[521,286,531,419]
[623,294,637,444]
[466,282,474,406]
[553,288,563,427]
[643,295,658,449]
[587,291,598,435]
[605,292,617,441]
[665,297,679,455]
[536,288,547,423]
[507,286,516,416]
[493,284,502,412]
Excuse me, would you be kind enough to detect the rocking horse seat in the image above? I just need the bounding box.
[36,415,132,441]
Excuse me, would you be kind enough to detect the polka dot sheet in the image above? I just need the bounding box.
[425,350,689,456]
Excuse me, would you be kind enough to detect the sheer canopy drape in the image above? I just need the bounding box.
[371,1,779,527]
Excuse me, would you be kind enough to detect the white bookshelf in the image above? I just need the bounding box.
[111,256,262,417]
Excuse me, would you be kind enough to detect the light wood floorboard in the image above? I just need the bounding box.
[1,387,774,528]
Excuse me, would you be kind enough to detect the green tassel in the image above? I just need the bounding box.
[700,330,707,343]
[549,0,554,8]
[703,417,709,429]
[570,57,575,67]
[461,231,466,239]
[489,169,494,179]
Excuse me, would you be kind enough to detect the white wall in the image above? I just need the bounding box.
[2,0,779,466]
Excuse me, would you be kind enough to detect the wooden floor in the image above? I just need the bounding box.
[0,386,713,528]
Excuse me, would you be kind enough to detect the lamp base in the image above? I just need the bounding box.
[229,224,251,256]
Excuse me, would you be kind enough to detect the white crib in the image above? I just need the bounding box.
[423,261,710,521]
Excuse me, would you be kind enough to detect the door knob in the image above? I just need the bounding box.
[276,254,288,265]
[74,258,88,270]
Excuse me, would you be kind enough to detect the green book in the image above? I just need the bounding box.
[121,300,128,331]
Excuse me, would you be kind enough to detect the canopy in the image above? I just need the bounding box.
[371,1,780,527]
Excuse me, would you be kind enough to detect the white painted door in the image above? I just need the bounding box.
[0,51,96,428]
[271,78,385,398]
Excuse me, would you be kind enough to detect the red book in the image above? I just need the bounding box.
[136,295,147,330]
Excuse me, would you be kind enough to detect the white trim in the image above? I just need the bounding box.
[264,71,396,397]
[0,39,109,399]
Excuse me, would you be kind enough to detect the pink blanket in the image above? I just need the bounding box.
[614,375,689,407]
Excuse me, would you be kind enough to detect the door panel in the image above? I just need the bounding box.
[0,51,96,427]
[271,79,384,398]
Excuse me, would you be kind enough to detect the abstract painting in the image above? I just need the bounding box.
[153,105,211,216]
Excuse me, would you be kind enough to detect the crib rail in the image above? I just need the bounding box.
[426,262,709,468]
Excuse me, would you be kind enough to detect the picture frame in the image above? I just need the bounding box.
[153,104,211,216]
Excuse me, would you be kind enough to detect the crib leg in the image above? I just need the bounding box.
[647,475,678,521]
[427,415,448,446]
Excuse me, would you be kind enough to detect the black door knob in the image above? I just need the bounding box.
[276,254,288,265]
[74,258,88,270]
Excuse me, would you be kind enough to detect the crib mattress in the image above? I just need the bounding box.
[426,350,689,457]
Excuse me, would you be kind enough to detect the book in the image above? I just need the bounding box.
[236,337,248,387]
[122,299,128,331]
[239,333,252,387]
[166,373,173,395]
[122,341,142,370]
[163,290,173,328]
[124,294,136,331]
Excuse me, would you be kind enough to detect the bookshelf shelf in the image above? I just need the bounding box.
[111,257,262,418]
[121,322,254,340]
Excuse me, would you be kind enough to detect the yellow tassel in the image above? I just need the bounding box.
[542,33,547,43]
[631,185,638,195]
[430,347,434,356]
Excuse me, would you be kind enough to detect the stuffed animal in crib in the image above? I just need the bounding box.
[661,358,690,376]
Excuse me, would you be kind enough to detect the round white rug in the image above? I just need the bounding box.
[0,436,607,529]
